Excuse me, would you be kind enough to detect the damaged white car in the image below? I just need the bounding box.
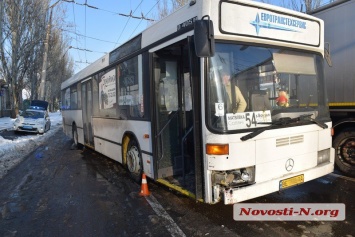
[13,100,51,134]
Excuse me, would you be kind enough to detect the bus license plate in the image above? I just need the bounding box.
[280,174,304,189]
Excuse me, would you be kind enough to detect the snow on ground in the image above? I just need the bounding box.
[0,111,64,179]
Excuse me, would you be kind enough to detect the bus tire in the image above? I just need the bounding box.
[72,125,83,150]
[126,139,143,183]
[333,130,355,177]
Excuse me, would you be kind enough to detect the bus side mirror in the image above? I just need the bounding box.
[194,15,215,57]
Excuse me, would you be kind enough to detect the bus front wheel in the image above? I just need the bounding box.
[126,139,143,183]
[333,130,355,177]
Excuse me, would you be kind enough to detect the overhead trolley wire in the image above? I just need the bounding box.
[62,29,117,44]
[63,0,160,68]
[62,0,154,21]
[84,0,88,62]
[70,0,83,64]
[129,0,161,39]
[114,0,144,47]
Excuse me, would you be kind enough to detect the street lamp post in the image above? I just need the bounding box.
[39,0,61,101]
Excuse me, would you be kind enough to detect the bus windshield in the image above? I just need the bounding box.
[206,43,329,133]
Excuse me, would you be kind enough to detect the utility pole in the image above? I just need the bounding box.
[39,0,61,101]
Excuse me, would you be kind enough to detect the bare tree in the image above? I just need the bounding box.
[286,0,323,12]
[0,0,47,117]
[155,0,189,20]
[0,0,73,116]
[41,3,73,111]
[25,0,48,102]
[171,0,189,11]
[260,0,337,12]
[45,27,73,111]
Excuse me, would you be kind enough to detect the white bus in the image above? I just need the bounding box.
[61,0,334,204]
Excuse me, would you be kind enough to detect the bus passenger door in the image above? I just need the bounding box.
[81,79,94,148]
[152,40,196,195]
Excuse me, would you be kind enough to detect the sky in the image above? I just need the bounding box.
[61,0,161,74]
[0,111,63,179]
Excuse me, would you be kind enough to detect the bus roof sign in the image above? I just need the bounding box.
[220,2,321,46]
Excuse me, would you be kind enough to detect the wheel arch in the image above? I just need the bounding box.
[333,119,355,137]
[121,131,141,166]
[122,131,144,183]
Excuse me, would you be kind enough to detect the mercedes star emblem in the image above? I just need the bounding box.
[285,158,294,171]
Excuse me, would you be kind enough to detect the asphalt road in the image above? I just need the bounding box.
[0,130,235,237]
[0,129,354,237]
[0,130,171,236]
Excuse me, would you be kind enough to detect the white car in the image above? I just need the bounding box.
[13,100,51,134]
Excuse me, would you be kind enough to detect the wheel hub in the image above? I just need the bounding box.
[339,139,355,165]
[127,146,141,173]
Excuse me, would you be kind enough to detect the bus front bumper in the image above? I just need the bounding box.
[223,161,334,204]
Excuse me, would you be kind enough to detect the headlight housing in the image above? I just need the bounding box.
[318,149,331,165]
[212,166,255,187]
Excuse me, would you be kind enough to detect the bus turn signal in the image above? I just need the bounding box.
[206,144,229,155]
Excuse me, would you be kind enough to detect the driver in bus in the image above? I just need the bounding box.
[221,70,247,113]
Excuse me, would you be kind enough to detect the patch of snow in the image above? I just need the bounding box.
[0,112,63,179]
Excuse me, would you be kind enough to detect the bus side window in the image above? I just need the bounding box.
[161,61,178,112]
[184,73,192,111]
[98,68,117,118]
[117,55,145,119]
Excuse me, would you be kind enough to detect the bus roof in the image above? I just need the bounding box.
[61,54,109,90]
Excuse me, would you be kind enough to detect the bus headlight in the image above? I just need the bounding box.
[212,166,255,187]
[241,170,251,181]
[318,149,330,165]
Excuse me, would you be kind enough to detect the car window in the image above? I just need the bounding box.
[23,111,44,119]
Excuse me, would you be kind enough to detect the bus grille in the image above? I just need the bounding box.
[276,135,304,147]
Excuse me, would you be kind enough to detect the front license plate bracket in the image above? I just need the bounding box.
[279,174,304,190]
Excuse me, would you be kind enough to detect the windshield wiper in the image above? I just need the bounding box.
[272,114,327,129]
[240,114,328,141]
[300,114,328,129]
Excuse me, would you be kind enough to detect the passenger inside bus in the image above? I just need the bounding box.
[221,70,247,113]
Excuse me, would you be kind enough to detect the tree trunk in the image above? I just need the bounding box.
[11,88,18,118]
